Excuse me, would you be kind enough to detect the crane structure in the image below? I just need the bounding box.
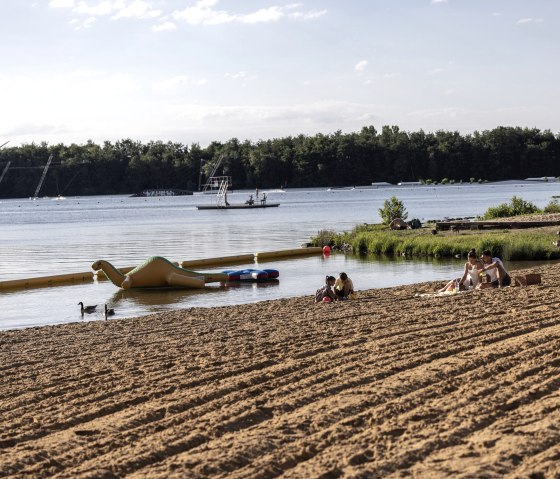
[32,154,53,199]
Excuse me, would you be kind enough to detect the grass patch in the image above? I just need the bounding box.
[311,224,560,260]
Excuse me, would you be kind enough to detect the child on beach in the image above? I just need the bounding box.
[334,272,355,299]
[315,276,338,303]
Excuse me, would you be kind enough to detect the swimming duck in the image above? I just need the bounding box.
[104,304,115,317]
[78,302,97,314]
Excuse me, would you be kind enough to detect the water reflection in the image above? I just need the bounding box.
[2,183,559,330]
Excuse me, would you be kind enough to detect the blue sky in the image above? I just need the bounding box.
[0,0,558,146]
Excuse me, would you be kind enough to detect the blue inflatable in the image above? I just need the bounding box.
[222,268,279,282]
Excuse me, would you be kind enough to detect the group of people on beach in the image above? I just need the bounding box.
[315,272,355,303]
[314,249,512,303]
[438,249,512,293]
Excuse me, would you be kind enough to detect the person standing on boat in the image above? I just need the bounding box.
[261,193,267,205]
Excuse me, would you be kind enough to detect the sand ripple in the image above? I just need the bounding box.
[1,265,560,478]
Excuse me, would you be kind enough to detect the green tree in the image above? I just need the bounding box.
[379,196,408,224]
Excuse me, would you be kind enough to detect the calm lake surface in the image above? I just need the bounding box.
[1,181,558,330]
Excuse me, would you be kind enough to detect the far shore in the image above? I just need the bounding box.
[1,262,559,478]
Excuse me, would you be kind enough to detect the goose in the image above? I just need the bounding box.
[104,304,115,318]
[78,302,97,314]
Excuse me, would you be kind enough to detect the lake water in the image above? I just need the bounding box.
[1,181,558,330]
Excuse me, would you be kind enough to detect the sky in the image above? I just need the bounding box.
[0,0,559,147]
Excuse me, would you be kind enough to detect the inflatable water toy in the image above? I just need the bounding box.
[222,268,279,282]
[92,256,228,290]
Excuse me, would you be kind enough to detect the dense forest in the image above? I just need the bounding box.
[0,125,559,199]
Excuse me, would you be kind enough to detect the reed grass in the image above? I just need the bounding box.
[312,226,560,260]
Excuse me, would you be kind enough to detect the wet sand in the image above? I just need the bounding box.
[1,263,559,478]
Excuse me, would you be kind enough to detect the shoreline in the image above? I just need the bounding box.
[1,263,560,477]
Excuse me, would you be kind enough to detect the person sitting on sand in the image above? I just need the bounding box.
[315,276,338,303]
[439,249,484,293]
[334,272,354,299]
[479,250,511,288]
[245,194,254,206]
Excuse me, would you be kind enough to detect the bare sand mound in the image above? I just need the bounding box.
[1,264,560,478]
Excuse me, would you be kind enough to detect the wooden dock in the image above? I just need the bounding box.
[436,220,560,231]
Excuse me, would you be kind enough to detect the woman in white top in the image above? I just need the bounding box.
[439,249,484,293]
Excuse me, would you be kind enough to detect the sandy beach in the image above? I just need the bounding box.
[1,263,560,478]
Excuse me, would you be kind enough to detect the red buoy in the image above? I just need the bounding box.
[322,245,331,255]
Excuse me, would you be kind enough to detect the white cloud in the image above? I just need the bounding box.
[152,21,176,32]
[427,67,443,75]
[225,71,248,79]
[172,1,235,25]
[48,0,325,30]
[516,17,544,25]
[71,16,97,29]
[354,60,368,72]
[172,0,326,26]
[289,10,327,20]
[430,0,447,4]
[175,101,377,129]
[0,70,144,143]
[153,76,207,91]
[407,107,462,120]
[4,123,71,137]
[111,0,161,20]
[73,1,115,17]
[242,7,284,24]
[50,0,161,22]
[49,0,75,7]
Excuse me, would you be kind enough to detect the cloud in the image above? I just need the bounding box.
[4,123,71,137]
[152,21,176,32]
[111,1,161,20]
[50,0,161,22]
[73,1,115,17]
[70,16,97,29]
[172,0,326,26]
[354,60,368,72]
[225,71,248,79]
[516,17,544,25]
[407,107,463,120]
[153,75,207,91]
[49,0,75,7]
[426,67,443,75]
[430,0,447,4]
[175,101,377,129]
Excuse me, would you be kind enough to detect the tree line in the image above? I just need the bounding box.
[0,125,559,199]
